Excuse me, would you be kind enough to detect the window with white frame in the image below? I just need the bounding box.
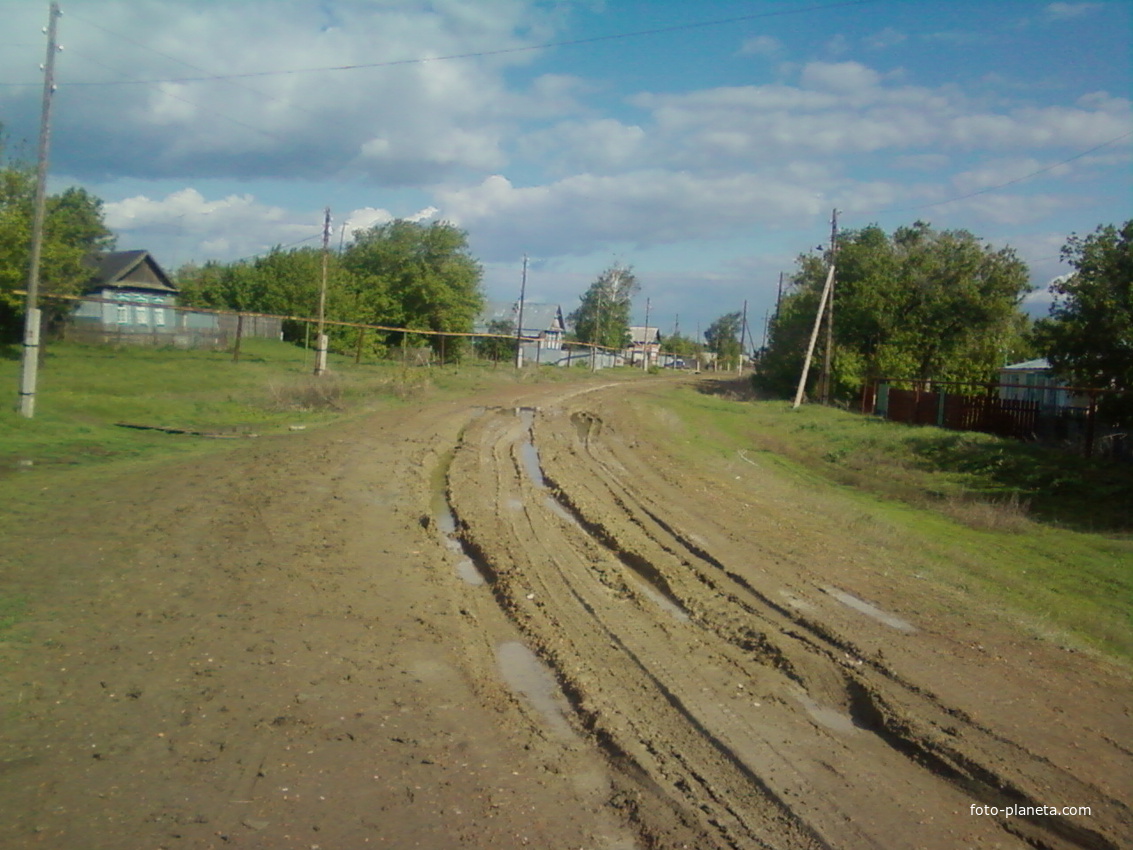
[153,308,166,327]
[116,303,129,324]
[135,304,149,325]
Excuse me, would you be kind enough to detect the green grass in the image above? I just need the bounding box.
[636,380,1133,662]
[0,339,618,474]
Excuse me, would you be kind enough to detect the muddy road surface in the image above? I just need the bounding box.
[1,377,1130,849]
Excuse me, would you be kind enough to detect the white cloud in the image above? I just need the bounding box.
[738,35,781,57]
[0,0,564,184]
[103,188,315,258]
[436,171,827,260]
[800,61,882,94]
[1043,3,1102,21]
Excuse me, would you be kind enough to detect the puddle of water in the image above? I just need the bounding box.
[520,440,546,488]
[778,589,816,614]
[823,587,915,633]
[629,575,689,622]
[496,641,577,741]
[434,502,487,585]
[545,495,580,526]
[793,693,857,734]
[456,558,485,586]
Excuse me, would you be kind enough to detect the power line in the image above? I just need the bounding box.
[1,0,880,89]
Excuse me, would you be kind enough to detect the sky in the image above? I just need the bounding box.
[1,0,1130,343]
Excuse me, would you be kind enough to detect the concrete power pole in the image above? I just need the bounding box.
[737,299,748,375]
[514,254,527,369]
[313,207,331,376]
[642,296,651,370]
[17,2,62,418]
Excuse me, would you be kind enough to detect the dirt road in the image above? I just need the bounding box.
[1,377,1129,849]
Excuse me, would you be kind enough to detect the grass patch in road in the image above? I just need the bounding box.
[638,380,1133,662]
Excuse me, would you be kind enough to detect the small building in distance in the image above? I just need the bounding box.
[998,358,1088,410]
[626,326,660,366]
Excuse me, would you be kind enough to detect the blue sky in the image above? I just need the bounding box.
[2,0,1130,342]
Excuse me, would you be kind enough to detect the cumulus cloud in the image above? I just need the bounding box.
[435,171,827,261]
[103,188,318,258]
[0,0,566,184]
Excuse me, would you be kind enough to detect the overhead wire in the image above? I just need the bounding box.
[0,0,881,88]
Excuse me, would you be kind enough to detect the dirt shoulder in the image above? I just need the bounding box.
[1,377,1129,849]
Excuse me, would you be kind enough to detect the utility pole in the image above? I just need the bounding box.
[313,207,331,376]
[17,2,61,418]
[514,254,527,369]
[793,210,839,409]
[642,296,651,370]
[819,209,839,404]
[738,299,748,375]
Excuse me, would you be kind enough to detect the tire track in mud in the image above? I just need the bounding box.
[445,397,1130,850]
[540,403,1129,850]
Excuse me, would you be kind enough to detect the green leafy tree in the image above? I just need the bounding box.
[343,220,483,358]
[705,311,743,370]
[0,153,115,339]
[568,264,639,350]
[758,222,1031,399]
[475,318,516,361]
[662,331,700,358]
[1034,220,1132,422]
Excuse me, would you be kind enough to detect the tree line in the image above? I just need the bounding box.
[755,220,1130,423]
[176,219,484,358]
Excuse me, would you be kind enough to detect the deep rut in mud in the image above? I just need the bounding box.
[444,397,1131,850]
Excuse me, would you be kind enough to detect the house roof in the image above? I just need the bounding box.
[86,250,178,294]
[1001,358,1051,371]
[628,326,660,345]
[475,301,564,335]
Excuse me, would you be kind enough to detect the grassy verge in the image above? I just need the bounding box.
[0,339,617,473]
[638,379,1133,662]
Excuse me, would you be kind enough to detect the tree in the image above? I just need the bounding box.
[757,222,1031,399]
[1034,220,1132,421]
[568,263,639,350]
[705,311,743,369]
[0,154,115,339]
[662,331,700,358]
[475,318,516,361]
[343,220,483,358]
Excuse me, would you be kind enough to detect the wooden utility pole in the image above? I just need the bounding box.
[313,207,331,376]
[17,2,61,418]
[819,209,839,404]
[514,254,527,368]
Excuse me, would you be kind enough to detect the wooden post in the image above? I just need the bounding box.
[1085,394,1097,458]
[232,313,244,362]
[354,326,365,364]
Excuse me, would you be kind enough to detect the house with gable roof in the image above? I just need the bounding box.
[69,250,280,348]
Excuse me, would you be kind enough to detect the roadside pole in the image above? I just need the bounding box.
[313,208,330,376]
[17,2,61,418]
[514,255,527,369]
